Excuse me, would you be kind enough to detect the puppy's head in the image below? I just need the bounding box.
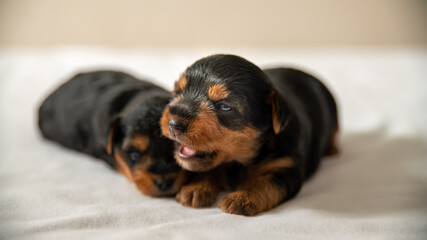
[107,94,188,197]
[160,54,289,172]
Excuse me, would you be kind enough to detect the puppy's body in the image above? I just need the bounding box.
[39,71,187,196]
[263,68,338,180]
[39,71,152,162]
[161,55,339,215]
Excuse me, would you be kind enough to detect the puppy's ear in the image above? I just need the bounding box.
[267,91,290,134]
[107,117,124,155]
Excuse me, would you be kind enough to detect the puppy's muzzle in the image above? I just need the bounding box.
[154,178,174,192]
[167,103,196,137]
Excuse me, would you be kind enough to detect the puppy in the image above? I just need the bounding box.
[160,54,339,215]
[38,71,187,197]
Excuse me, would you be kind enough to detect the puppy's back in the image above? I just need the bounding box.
[264,68,337,122]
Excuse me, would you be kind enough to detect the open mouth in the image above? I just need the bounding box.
[178,144,215,162]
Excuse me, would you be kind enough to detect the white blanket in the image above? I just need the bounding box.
[1,47,426,240]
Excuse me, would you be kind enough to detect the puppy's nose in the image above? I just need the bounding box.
[154,178,174,192]
[169,120,187,136]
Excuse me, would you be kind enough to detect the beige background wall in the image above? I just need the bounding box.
[0,0,426,48]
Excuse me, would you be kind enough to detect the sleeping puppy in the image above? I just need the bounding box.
[160,54,339,215]
[38,71,188,197]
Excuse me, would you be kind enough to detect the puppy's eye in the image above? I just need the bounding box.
[129,149,142,162]
[216,103,231,111]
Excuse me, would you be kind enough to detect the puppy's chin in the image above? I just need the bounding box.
[175,145,220,172]
[132,169,188,197]
[135,182,177,197]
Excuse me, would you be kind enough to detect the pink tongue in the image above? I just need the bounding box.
[180,145,197,157]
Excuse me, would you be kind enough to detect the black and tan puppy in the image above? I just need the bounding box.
[161,54,339,215]
[39,71,187,197]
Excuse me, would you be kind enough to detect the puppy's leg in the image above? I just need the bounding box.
[176,172,220,208]
[219,157,303,216]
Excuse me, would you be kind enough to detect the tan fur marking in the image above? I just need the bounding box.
[107,130,114,155]
[176,181,219,208]
[251,157,294,177]
[324,125,340,156]
[173,170,190,194]
[160,107,173,139]
[132,169,157,196]
[208,84,229,102]
[114,152,133,181]
[176,171,221,207]
[129,135,150,152]
[272,103,281,134]
[160,95,185,139]
[114,152,156,196]
[218,157,294,216]
[219,174,284,216]
[161,95,261,171]
[176,102,260,171]
[248,175,284,210]
[112,128,188,197]
[268,91,283,134]
[137,170,188,197]
[174,76,187,92]
[132,165,188,197]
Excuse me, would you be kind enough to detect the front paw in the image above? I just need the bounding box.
[218,191,262,216]
[176,182,218,208]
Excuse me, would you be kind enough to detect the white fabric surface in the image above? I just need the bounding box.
[1,47,426,240]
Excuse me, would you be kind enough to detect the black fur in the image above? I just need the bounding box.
[165,54,339,215]
[185,55,272,129]
[263,67,338,180]
[184,55,337,178]
[38,71,183,195]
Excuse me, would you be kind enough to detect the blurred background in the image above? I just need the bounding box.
[1,0,427,134]
[1,0,426,48]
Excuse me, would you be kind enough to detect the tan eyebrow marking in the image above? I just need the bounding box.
[208,84,229,102]
[129,135,150,152]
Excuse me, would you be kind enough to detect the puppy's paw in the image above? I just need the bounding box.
[176,182,218,208]
[218,191,262,216]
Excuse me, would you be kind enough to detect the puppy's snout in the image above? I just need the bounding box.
[166,102,196,137]
[169,120,187,136]
[154,178,174,191]
[168,103,196,119]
